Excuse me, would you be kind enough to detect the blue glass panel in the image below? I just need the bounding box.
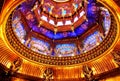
[31,37,50,47]
[29,37,50,55]
[12,16,26,44]
[83,31,102,52]
[55,43,77,57]
[102,9,111,32]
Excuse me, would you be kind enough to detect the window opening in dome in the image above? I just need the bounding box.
[49,19,55,25]
[57,21,63,26]
[41,15,48,22]
[65,20,72,25]
[80,11,85,18]
[74,16,78,22]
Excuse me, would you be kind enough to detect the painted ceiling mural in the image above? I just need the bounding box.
[12,0,111,57]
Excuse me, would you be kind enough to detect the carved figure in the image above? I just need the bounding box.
[8,57,23,75]
[82,65,94,81]
[43,68,53,81]
[112,51,120,66]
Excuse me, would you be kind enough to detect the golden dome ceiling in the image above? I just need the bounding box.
[0,0,120,81]
[0,0,119,65]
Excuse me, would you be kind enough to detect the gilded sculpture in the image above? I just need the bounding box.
[43,68,53,81]
[8,57,23,75]
[112,51,120,66]
[82,65,94,81]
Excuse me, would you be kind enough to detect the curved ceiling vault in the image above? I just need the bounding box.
[0,0,120,81]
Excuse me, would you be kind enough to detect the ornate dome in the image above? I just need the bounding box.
[0,0,120,81]
[10,0,112,59]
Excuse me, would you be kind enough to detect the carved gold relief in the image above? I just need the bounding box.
[82,65,94,81]
[43,68,53,81]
